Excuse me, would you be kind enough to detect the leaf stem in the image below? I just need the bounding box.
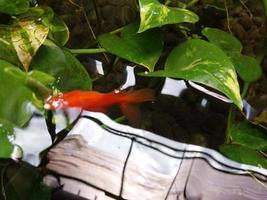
[241,82,250,98]
[225,81,250,144]
[112,57,120,69]
[25,77,52,98]
[113,116,126,123]
[225,105,235,144]
[101,116,126,129]
[165,0,172,6]
[262,0,267,16]
[255,39,267,64]
[224,0,233,34]
[187,0,199,7]
[69,48,107,54]
[109,27,124,35]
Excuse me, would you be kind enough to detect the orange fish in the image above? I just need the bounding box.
[44,89,155,127]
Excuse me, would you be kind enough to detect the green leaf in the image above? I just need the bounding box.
[254,110,267,129]
[4,67,53,98]
[27,70,55,85]
[4,66,55,86]
[0,0,29,15]
[29,181,51,200]
[138,0,199,33]
[0,119,14,158]
[0,25,22,67]
[47,15,69,46]
[62,49,92,90]
[19,6,69,46]
[141,39,243,109]
[230,53,262,82]
[4,181,20,200]
[220,144,267,169]
[263,0,267,16]
[1,19,48,72]
[202,28,262,82]
[230,122,267,151]
[4,162,50,200]
[11,20,49,71]
[202,27,242,53]
[98,22,164,72]
[31,40,92,91]
[0,60,33,126]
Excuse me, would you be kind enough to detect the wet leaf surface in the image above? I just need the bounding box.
[230,122,267,151]
[19,6,69,46]
[46,15,69,46]
[0,59,33,126]
[0,26,22,67]
[4,67,53,98]
[31,40,92,91]
[28,181,51,200]
[138,0,199,32]
[27,70,55,86]
[0,0,29,15]
[254,110,267,129]
[220,144,267,169]
[202,27,242,53]
[245,80,267,129]
[141,39,243,109]
[230,53,262,82]
[11,20,49,71]
[202,27,262,83]
[0,119,14,158]
[2,162,51,200]
[98,22,164,72]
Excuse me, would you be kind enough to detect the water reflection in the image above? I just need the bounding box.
[160,77,232,104]
[201,98,208,108]
[11,59,253,166]
[187,81,233,103]
[95,60,104,75]
[14,115,51,166]
[54,108,81,132]
[87,59,232,147]
[13,108,81,166]
[161,78,187,97]
[120,66,136,90]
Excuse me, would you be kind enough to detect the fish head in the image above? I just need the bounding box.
[44,94,68,110]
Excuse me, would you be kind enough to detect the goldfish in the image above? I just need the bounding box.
[44,89,155,127]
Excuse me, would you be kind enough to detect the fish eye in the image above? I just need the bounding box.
[52,100,62,109]
[44,103,51,110]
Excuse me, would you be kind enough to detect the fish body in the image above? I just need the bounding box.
[45,89,155,126]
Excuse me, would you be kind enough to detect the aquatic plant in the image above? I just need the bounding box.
[0,0,267,198]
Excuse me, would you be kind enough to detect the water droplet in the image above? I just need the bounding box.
[7,134,15,142]
[114,89,120,94]
[55,77,61,84]
[44,103,51,110]
[95,60,104,75]
[201,98,208,107]
[27,23,35,30]
[120,66,136,90]
[11,145,23,161]
[161,78,187,97]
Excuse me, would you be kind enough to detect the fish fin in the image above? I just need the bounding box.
[86,106,107,113]
[123,89,155,104]
[120,103,141,128]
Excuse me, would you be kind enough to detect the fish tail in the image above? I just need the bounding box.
[120,89,155,127]
[122,89,155,104]
[120,103,141,127]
